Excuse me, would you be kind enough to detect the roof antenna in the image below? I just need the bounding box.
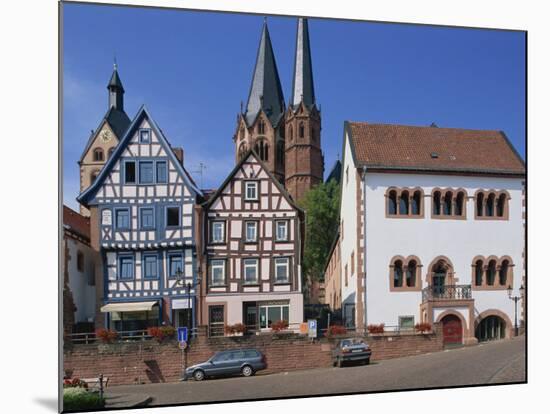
[191,163,207,189]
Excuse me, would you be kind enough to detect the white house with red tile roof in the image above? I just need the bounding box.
[335,121,525,345]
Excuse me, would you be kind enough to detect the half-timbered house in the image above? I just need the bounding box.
[77,106,203,332]
[201,149,305,335]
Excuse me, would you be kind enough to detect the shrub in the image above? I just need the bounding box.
[63,388,105,411]
[147,325,176,342]
[271,320,289,332]
[325,325,347,337]
[225,323,247,335]
[367,323,385,334]
[95,328,118,343]
[415,322,432,333]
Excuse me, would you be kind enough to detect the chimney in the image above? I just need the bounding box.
[173,147,184,166]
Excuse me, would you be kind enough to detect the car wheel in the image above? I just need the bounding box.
[337,357,342,368]
[193,370,205,381]
[365,358,370,365]
[241,365,254,377]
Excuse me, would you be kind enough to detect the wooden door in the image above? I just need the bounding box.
[442,314,462,345]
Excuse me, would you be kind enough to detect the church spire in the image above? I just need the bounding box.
[244,19,285,127]
[290,18,315,109]
[107,61,125,111]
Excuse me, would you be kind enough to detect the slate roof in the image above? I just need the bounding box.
[326,160,342,184]
[290,18,315,110]
[108,67,125,92]
[63,205,90,240]
[345,122,525,176]
[244,20,286,127]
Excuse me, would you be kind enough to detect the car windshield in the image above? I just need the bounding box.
[341,339,365,347]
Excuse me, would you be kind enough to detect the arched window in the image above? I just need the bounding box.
[238,143,248,160]
[388,190,397,215]
[311,127,316,142]
[476,192,484,217]
[108,147,115,158]
[406,260,417,287]
[497,194,506,217]
[433,191,441,215]
[485,193,495,216]
[299,122,304,138]
[487,260,497,285]
[475,260,484,286]
[411,191,422,215]
[499,260,509,286]
[276,141,284,168]
[289,125,293,141]
[257,120,265,134]
[240,127,245,140]
[393,260,403,287]
[93,148,104,162]
[455,191,465,216]
[254,139,269,162]
[399,191,409,215]
[443,191,453,215]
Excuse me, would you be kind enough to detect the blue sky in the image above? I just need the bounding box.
[63,3,525,211]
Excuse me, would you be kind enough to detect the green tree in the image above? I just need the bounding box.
[298,179,341,282]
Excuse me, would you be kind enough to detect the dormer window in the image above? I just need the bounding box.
[93,148,104,162]
[299,122,304,138]
[244,181,258,201]
[139,129,151,143]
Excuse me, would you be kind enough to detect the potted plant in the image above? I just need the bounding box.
[225,323,247,336]
[95,328,118,344]
[325,325,347,338]
[414,322,432,334]
[271,320,289,333]
[367,323,385,335]
[147,325,176,342]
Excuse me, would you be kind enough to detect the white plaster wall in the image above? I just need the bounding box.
[339,133,359,320]
[363,172,523,328]
[66,238,97,323]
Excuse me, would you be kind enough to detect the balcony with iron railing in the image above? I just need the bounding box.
[421,284,472,303]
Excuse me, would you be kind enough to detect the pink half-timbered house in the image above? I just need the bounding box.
[201,150,305,335]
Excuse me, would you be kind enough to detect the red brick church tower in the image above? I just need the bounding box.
[284,18,324,202]
[234,18,324,202]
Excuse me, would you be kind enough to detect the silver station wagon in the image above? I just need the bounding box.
[186,349,267,381]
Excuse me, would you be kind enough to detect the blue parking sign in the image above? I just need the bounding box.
[307,319,317,338]
[177,327,188,343]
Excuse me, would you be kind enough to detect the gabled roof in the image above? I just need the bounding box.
[203,148,303,215]
[63,205,90,240]
[244,20,286,127]
[290,18,315,110]
[345,122,525,176]
[77,105,202,207]
[78,106,131,162]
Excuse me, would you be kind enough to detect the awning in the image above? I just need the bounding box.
[101,301,158,313]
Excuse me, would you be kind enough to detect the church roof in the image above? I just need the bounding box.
[326,160,342,184]
[244,20,285,127]
[290,18,315,110]
[345,122,525,176]
[78,106,131,162]
[108,67,125,92]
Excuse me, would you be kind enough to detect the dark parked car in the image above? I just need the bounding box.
[332,338,372,367]
[185,349,267,381]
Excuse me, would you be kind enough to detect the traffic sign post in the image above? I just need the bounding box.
[177,327,188,343]
[307,319,317,339]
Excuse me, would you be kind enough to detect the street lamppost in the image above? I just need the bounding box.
[175,268,201,382]
[507,284,525,337]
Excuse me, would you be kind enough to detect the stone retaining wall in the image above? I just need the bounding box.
[63,325,443,386]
